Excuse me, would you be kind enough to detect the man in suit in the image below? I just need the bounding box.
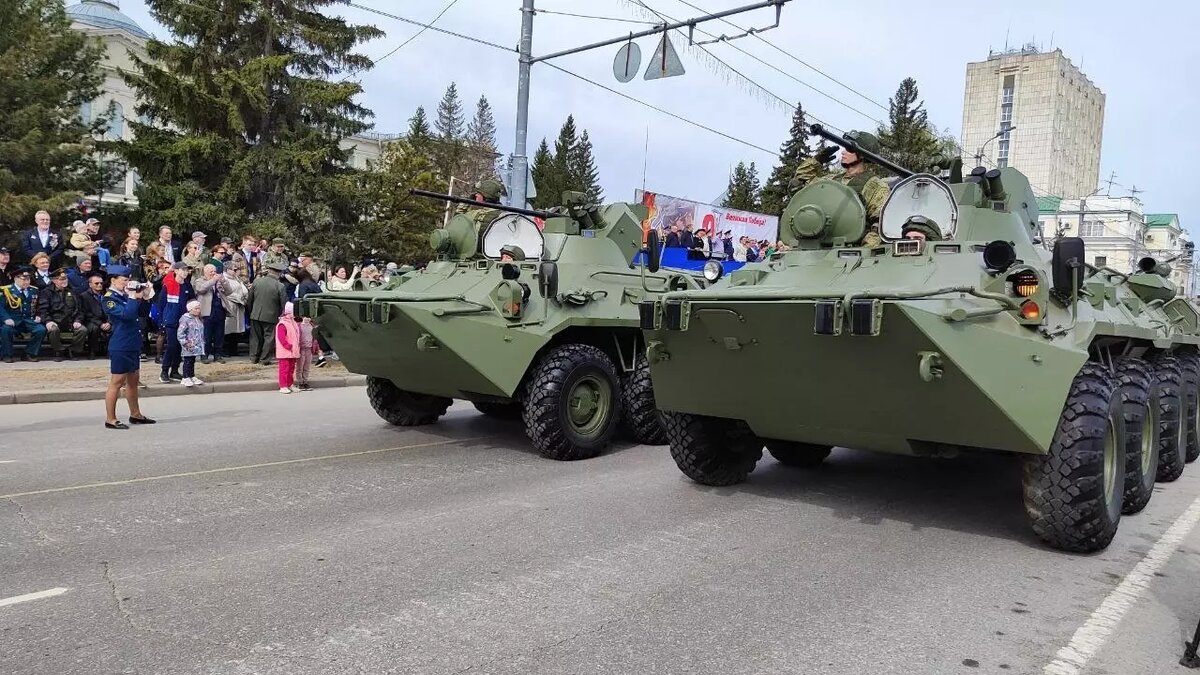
[154,226,183,264]
[78,273,113,358]
[245,261,288,366]
[20,211,64,266]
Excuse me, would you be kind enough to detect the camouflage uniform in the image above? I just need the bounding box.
[262,238,289,271]
[455,178,507,216]
[789,131,891,247]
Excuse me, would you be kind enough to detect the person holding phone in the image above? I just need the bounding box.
[102,266,155,429]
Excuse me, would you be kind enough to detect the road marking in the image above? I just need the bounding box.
[1043,495,1200,675]
[0,587,69,608]
[0,460,18,464]
[0,437,490,500]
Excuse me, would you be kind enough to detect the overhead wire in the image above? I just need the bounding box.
[670,0,890,113]
[370,0,464,66]
[628,1,846,135]
[345,2,781,158]
[535,8,659,25]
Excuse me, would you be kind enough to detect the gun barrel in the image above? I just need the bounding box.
[809,124,914,178]
[410,189,559,220]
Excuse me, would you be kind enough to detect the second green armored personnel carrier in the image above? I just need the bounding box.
[638,125,1200,553]
[297,191,703,461]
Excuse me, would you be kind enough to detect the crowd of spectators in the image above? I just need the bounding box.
[0,211,410,388]
[654,221,791,264]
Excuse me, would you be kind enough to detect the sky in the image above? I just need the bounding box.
[113,0,1200,235]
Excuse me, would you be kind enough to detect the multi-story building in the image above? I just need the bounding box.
[65,1,395,206]
[961,46,1105,200]
[1038,196,1194,296]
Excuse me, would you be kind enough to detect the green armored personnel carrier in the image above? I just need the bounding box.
[638,124,1200,553]
[296,190,703,461]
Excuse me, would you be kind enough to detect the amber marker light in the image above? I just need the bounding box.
[1020,300,1042,321]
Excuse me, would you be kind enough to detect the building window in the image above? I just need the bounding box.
[104,102,125,141]
[1094,256,1107,267]
[996,75,1015,168]
[1080,220,1105,237]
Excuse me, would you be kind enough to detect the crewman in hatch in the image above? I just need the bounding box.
[789,130,892,247]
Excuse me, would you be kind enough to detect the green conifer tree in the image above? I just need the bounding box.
[0,0,105,233]
[569,130,603,203]
[117,0,382,242]
[760,103,812,216]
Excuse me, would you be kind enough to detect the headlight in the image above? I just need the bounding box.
[703,260,724,282]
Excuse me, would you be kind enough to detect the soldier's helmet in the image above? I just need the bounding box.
[474,178,508,202]
[900,215,942,241]
[845,130,881,156]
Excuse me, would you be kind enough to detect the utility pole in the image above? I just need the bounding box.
[508,0,790,208]
[510,0,535,210]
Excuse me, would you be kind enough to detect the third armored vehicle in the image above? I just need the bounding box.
[297,191,703,461]
[638,125,1200,553]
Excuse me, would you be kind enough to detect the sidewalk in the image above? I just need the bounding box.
[0,355,365,405]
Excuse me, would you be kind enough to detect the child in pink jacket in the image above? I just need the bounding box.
[295,316,320,391]
[276,302,300,393]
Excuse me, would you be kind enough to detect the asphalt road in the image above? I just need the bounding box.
[2,389,1199,675]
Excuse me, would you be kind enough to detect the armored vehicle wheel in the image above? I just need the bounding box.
[1116,359,1158,515]
[522,344,621,461]
[766,441,832,467]
[1178,352,1200,463]
[366,376,451,426]
[1022,362,1125,553]
[474,401,522,419]
[1151,356,1186,482]
[619,354,668,445]
[663,411,762,486]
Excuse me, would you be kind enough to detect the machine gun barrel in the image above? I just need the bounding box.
[809,124,914,178]
[410,189,560,220]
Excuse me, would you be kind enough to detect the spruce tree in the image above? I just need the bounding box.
[723,162,762,211]
[877,77,941,172]
[569,131,603,203]
[551,115,579,195]
[357,138,443,264]
[407,106,432,148]
[530,138,557,210]
[760,103,812,216]
[0,0,105,233]
[464,95,499,186]
[118,0,382,242]
[434,83,466,185]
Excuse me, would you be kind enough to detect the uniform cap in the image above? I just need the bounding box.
[266,260,288,272]
[106,265,133,278]
[0,246,9,254]
[271,238,285,246]
[49,268,68,278]
[171,261,190,270]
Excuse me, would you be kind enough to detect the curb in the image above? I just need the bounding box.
[0,375,367,405]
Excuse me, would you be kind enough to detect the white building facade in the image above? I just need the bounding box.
[961,47,1105,200]
[1038,196,1194,296]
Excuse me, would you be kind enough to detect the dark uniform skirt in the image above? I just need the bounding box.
[109,350,140,375]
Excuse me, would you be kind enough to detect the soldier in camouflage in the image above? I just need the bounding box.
[789,130,892,247]
[261,238,289,271]
[456,178,506,215]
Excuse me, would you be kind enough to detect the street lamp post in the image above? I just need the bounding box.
[975,126,1015,167]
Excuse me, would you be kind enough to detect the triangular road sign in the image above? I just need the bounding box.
[644,32,685,80]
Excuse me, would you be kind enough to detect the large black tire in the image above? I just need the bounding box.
[473,401,521,419]
[766,441,832,467]
[522,344,621,461]
[619,354,667,445]
[1178,351,1200,463]
[663,411,762,486]
[1151,355,1186,482]
[366,376,451,426]
[1022,362,1126,553]
[1116,358,1158,515]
